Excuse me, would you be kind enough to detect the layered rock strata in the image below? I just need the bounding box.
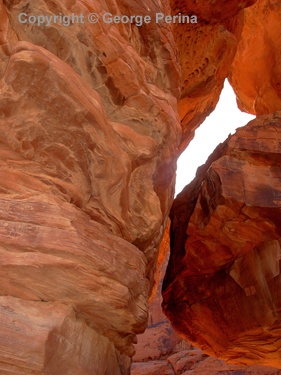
[163,112,281,368]
[1,0,279,373]
[0,0,183,373]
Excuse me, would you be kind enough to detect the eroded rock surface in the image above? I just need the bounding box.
[171,0,257,151]
[0,296,131,375]
[0,0,183,373]
[1,0,281,373]
[163,113,281,368]
[133,242,191,364]
[2,0,182,262]
[229,0,281,115]
[133,223,280,374]
[132,350,281,375]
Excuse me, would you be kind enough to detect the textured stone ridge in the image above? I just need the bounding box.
[163,112,281,368]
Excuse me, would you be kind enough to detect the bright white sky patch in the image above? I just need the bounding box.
[175,80,255,196]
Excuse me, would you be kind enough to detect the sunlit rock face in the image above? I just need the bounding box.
[229,0,281,115]
[163,113,281,368]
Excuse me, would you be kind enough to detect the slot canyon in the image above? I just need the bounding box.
[0,0,281,374]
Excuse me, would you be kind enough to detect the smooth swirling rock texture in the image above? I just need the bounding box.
[1,0,281,374]
[163,112,281,368]
[2,0,182,261]
[0,0,183,373]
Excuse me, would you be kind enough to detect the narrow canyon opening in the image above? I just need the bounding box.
[176,80,255,195]
[131,81,257,374]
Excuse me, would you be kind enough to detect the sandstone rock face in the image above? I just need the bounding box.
[133,221,280,374]
[1,0,281,373]
[0,296,131,375]
[163,112,281,368]
[171,0,257,151]
[0,0,183,373]
[229,0,281,115]
[2,0,182,263]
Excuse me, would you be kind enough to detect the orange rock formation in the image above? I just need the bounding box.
[163,113,281,368]
[229,0,281,114]
[0,0,281,373]
[0,0,181,372]
[172,0,257,151]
